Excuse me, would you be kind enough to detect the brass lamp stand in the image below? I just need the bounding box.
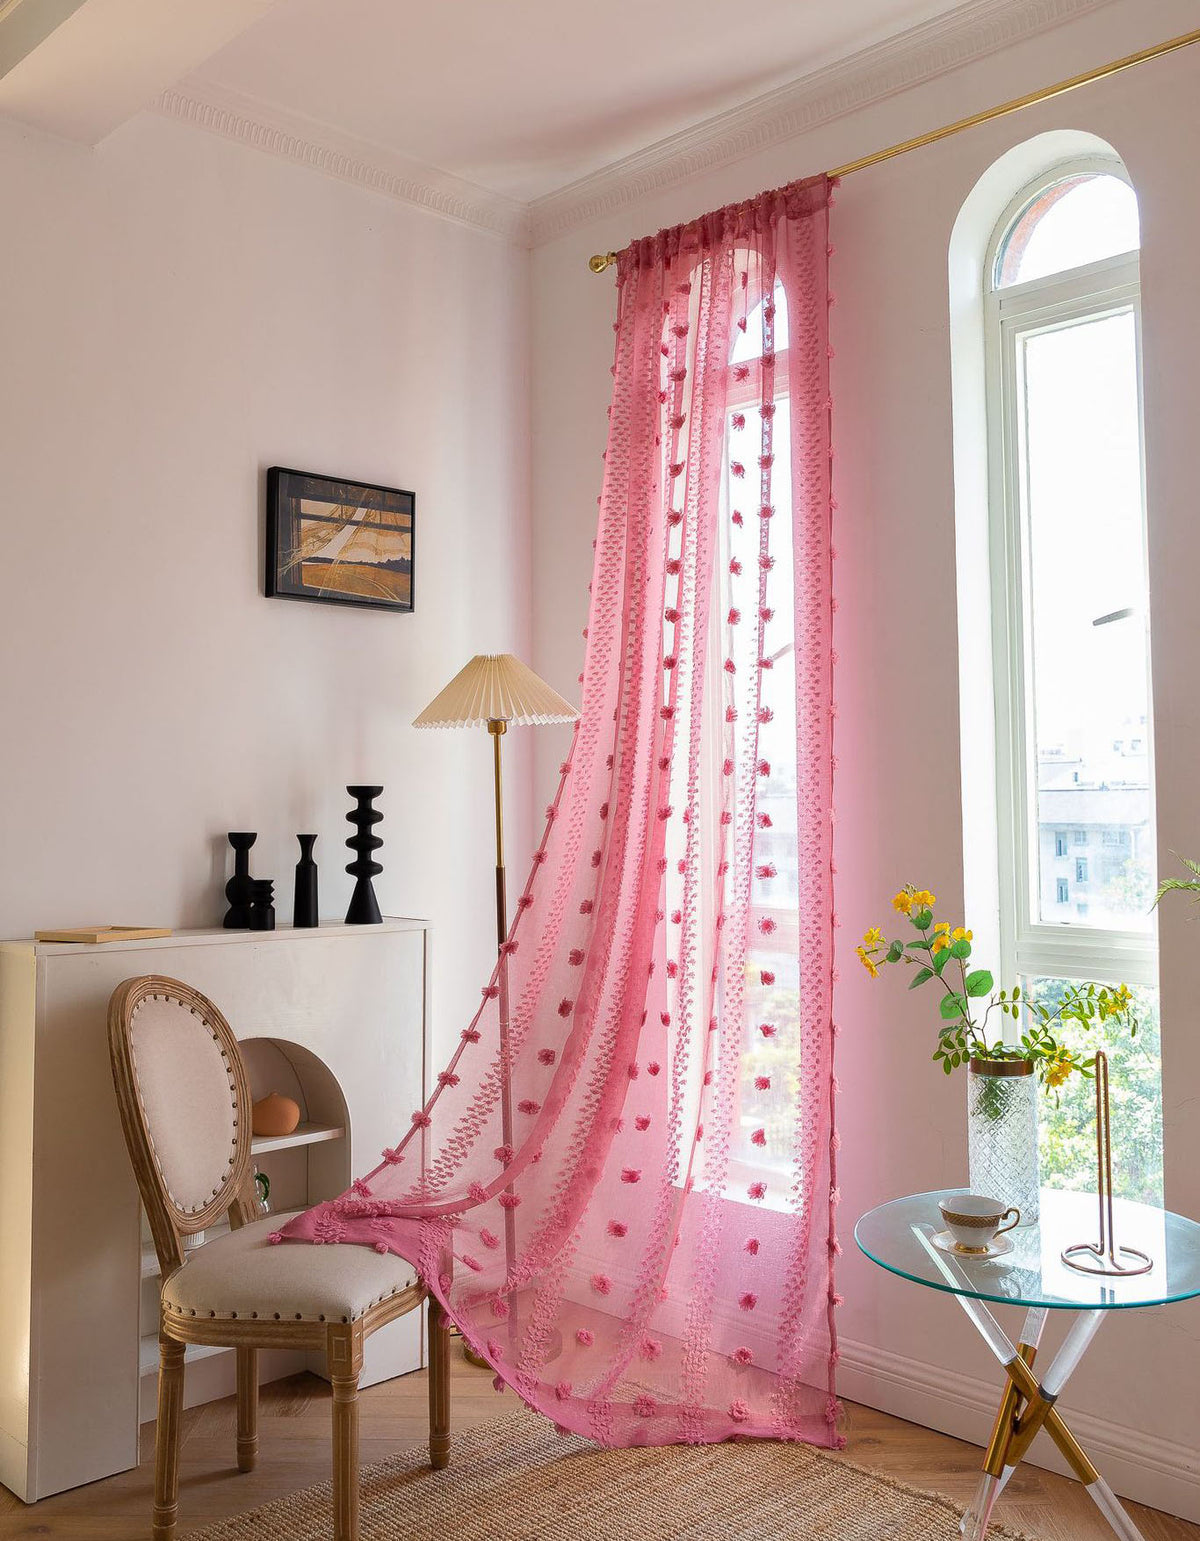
[414,654,578,1361]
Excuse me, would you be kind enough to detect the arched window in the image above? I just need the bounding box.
[976,152,1161,1202]
[993,170,1139,287]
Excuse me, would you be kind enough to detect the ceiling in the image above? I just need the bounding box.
[190,0,982,204]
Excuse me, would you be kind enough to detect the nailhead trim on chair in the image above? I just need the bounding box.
[163,1282,409,1328]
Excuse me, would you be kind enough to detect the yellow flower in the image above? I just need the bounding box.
[1103,983,1132,1018]
[912,889,937,908]
[863,926,885,948]
[952,927,973,942]
[856,946,880,979]
[931,925,951,956]
[1045,1051,1074,1090]
[892,890,913,916]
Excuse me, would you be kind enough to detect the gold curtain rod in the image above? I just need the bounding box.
[587,25,1200,273]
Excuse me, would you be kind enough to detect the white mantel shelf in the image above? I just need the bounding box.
[22,917,428,957]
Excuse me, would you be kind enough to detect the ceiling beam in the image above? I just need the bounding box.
[0,0,283,143]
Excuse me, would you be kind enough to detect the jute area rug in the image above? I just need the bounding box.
[186,1408,1034,1541]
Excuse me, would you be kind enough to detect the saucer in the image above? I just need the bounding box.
[930,1228,1014,1261]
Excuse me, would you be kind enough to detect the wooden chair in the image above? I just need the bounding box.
[107,974,450,1541]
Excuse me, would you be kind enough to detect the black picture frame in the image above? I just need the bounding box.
[266,467,415,613]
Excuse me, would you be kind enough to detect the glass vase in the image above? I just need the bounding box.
[966,1058,1039,1227]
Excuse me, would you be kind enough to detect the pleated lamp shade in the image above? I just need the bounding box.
[413,653,579,729]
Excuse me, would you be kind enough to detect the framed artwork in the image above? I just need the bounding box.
[266,467,415,612]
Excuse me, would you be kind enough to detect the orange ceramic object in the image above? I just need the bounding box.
[251,1092,301,1138]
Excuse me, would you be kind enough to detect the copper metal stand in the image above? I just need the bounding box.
[1061,1052,1152,1279]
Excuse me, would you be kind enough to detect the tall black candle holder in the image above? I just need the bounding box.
[344,785,383,925]
[224,832,257,929]
[293,834,319,928]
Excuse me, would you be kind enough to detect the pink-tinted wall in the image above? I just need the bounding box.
[0,109,534,1067]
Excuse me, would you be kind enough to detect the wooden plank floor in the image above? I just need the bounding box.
[0,1354,1194,1540]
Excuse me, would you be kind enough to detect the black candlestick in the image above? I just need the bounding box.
[224,832,257,929]
[344,785,383,925]
[293,834,319,928]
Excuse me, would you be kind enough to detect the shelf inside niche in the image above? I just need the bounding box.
[251,1120,344,1154]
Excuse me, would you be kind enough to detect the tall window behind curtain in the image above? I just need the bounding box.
[982,158,1162,1202]
[723,282,802,1192]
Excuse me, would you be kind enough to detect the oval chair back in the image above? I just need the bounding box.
[108,975,260,1277]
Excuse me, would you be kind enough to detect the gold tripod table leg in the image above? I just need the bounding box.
[983,1341,1038,1478]
[964,1340,1040,1539]
[1042,1406,1101,1486]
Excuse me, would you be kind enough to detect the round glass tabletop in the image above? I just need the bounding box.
[855,1189,1200,1311]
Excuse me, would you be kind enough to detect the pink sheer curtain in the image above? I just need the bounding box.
[281,174,841,1449]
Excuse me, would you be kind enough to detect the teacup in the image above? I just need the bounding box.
[938,1194,1020,1253]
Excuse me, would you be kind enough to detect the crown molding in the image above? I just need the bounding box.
[526,0,1118,245]
[151,0,1116,250]
[153,78,532,244]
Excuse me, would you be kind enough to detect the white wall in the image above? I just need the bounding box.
[531,0,1200,1519]
[0,109,533,1067]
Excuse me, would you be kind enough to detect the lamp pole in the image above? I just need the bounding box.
[489,719,508,947]
[488,719,518,1340]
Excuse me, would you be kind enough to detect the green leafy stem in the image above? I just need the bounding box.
[859,885,1139,1094]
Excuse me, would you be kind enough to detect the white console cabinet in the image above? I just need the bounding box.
[0,920,429,1502]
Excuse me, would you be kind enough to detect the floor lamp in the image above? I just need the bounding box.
[414,653,578,1350]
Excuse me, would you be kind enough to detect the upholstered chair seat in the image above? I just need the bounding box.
[162,1213,419,1326]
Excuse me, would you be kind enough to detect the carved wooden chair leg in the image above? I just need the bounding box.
[236,1347,259,1472]
[153,1336,186,1541]
[328,1327,363,1541]
[428,1297,451,1470]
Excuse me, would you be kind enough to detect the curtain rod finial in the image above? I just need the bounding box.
[589,251,618,274]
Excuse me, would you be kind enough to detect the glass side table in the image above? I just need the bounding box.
[856,1188,1200,1541]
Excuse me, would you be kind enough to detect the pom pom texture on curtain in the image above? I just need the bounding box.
[282,173,841,1450]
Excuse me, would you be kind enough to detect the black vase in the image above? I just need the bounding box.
[344,785,383,925]
[248,878,276,931]
[224,832,257,929]
[293,834,319,928]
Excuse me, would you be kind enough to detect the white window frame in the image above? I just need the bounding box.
[984,155,1158,994]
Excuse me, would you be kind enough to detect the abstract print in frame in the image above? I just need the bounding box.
[266,467,414,612]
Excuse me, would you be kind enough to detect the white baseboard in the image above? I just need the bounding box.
[837,1336,1200,1525]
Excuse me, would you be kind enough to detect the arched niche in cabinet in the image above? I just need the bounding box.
[240,1037,352,1222]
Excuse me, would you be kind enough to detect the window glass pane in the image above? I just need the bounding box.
[726,397,798,1180]
[1021,308,1155,930]
[995,174,1139,288]
[730,280,789,364]
[1026,977,1163,1206]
